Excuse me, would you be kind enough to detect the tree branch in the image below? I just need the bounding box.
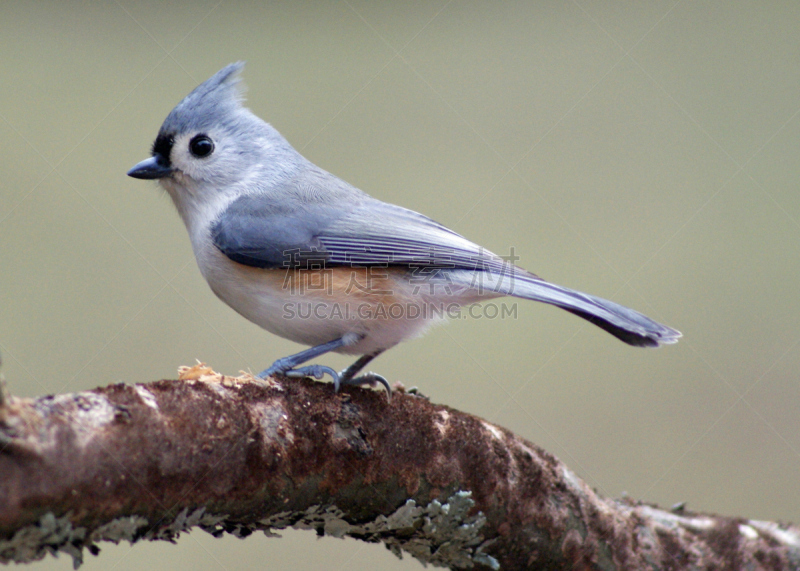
[0,365,798,569]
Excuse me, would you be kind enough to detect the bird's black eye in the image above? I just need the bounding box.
[189,135,214,158]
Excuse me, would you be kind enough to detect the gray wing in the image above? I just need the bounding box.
[211,193,334,269]
[211,192,515,273]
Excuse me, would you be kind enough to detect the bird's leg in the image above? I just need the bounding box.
[258,337,349,385]
[338,350,390,398]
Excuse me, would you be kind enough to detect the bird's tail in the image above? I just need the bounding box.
[445,269,681,347]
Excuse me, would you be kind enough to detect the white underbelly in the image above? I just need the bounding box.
[197,247,461,355]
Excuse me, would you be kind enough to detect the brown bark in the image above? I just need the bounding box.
[0,365,798,569]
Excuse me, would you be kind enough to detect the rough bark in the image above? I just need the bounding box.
[0,365,798,569]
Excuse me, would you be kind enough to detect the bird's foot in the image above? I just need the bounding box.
[337,371,391,400]
[258,357,389,399]
[258,360,340,385]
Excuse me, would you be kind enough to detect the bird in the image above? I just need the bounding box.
[128,62,680,395]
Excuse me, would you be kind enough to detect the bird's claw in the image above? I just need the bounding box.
[259,362,340,385]
[284,365,340,384]
[338,371,392,400]
[259,360,389,400]
[258,357,292,379]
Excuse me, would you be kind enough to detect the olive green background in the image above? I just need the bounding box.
[2,1,799,569]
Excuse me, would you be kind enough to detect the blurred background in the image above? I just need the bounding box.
[1,1,799,569]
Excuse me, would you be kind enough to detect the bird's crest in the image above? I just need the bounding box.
[159,62,246,136]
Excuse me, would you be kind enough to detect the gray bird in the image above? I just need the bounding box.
[128,63,680,394]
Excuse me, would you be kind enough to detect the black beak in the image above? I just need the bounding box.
[127,155,173,180]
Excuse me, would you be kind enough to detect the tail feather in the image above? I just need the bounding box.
[446,269,681,347]
[561,307,674,347]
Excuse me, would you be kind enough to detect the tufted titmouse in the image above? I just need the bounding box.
[128,63,680,393]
